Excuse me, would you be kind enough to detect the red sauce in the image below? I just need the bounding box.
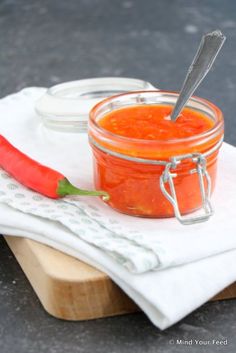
[99,105,214,140]
[90,100,223,218]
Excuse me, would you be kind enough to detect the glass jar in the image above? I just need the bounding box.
[35,77,156,132]
[88,91,224,225]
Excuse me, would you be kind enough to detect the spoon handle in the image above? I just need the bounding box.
[170,30,226,122]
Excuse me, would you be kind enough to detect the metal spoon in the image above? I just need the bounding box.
[170,30,226,122]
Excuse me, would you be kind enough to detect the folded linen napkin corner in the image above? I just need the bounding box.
[0,88,236,330]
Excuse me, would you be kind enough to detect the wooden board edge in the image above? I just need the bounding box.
[4,236,138,320]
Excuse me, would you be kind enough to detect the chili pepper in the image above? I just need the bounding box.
[0,135,109,200]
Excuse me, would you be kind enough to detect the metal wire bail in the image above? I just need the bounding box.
[160,153,214,225]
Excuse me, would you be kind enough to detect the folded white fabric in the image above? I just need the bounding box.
[0,88,236,329]
[1,203,236,329]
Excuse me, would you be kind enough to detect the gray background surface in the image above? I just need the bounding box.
[0,0,236,352]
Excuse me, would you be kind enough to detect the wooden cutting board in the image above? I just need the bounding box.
[4,236,236,321]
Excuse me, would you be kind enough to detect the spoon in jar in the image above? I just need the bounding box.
[169,30,226,122]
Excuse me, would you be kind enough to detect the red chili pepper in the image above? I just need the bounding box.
[0,135,109,200]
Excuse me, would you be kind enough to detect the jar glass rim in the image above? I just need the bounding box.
[47,77,154,100]
[89,90,224,146]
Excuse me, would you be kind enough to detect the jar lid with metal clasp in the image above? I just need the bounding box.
[35,77,157,133]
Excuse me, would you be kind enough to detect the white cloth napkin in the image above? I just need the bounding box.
[0,88,236,329]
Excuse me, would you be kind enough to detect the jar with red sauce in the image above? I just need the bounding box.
[88,91,224,225]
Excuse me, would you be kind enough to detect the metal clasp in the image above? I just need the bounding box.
[160,153,213,225]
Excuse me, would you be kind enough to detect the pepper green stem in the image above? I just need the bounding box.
[58,178,110,201]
